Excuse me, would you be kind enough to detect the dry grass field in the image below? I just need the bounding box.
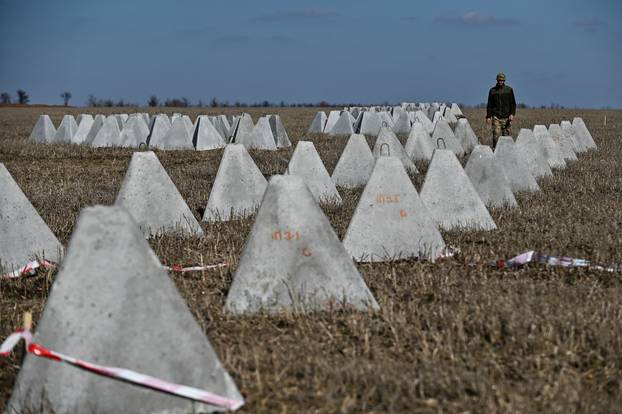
[1,106,621,413]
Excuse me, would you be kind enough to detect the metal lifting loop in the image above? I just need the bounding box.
[382,121,388,128]
[138,142,148,150]
[436,137,446,149]
[380,142,390,157]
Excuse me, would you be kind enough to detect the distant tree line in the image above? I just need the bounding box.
[86,94,138,107]
[0,89,30,104]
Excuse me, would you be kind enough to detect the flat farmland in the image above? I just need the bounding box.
[1,106,621,413]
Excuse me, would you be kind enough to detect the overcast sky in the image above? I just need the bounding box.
[0,0,620,107]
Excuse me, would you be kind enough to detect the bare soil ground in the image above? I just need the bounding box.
[1,106,621,413]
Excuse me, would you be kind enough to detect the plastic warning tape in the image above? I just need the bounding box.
[492,250,621,272]
[1,329,243,411]
[163,262,229,273]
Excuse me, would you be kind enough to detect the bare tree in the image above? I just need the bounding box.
[60,91,72,106]
[147,95,159,107]
[16,89,29,105]
[0,92,11,104]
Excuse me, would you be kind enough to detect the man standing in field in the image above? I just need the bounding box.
[486,72,516,148]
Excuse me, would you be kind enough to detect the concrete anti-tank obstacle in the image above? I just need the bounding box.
[373,127,418,174]
[150,117,193,150]
[146,114,171,147]
[420,149,497,231]
[415,110,434,134]
[308,111,327,133]
[342,155,445,262]
[560,120,586,154]
[441,107,458,125]
[193,116,226,150]
[224,175,379,314]
[181,115,193,136]
[431,119,464,156]
[515,128,553,179]
[123,115,150,145]
[239,116,277,150]
[331,133,375,188]
[493,137,540,194]
[392,112,411,134]
[287,141,342,204]
[465,145,518,209]
[90,116,122,147]
[323,110,341,133]
[379,112,394,129]
[83,114,104,146]
[0,163,63,273]
[450,103,464,117]
[203,144,267,222]
[53,115,78,143]
[71,114,94,144]
[7,205,243,413]
[29,114,56,142]
[268,114,292,147]
[357,112,383,136]
[572,117,597,149]
[115,151,204,237]
[533,125,566,170]
[230,113,254,144]
[328,111,355,135]
[453,118,479,153]
[548,124,577,161]
[210,115,231,141]
[405,121,435,162]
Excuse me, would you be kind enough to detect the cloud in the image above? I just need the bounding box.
[250,9,339,24]
[572,17,604,33]
[400,16,417,22]
[435,11,519,27]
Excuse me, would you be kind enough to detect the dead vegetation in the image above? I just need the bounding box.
[1,106,621,413]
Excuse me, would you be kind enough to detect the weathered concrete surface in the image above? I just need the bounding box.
[548,124,578,161]
[357,112,383,136]
[415,110,434,134]
[238,116,277,150]
[450,103,464,117]
[225,175,379,314]
[53,115,78,143]
[115,151,204,237]
[90,116,122,147]
[29,115,56,142]
[431,119,464,156]
[83,115,105,146]
[533,125,566,169]
[420,149,497,231]
[493,137,540,193]
[288,141,342,204]
[0,163,63,272]
[231,113,254,144]
[71,114,94,144]
[8,205,242,413]
[123,115,150,145]
[405,121,435,161]
[392,112,411,134]
[328,111,354,135]
[560,120,587,153]
[373,127,418,174]
[117,125,141,147]
[515,128,553,179]
[150,117,194,150]
[269,114,292,148]
[453,118,479,153]
[465,145,517,208]
[211,115,231,141]
[572,117,597,149]
[343,156,445,262]
[146,114,171,147]
[193,116,226,150]
[324,110,341,133]
[331,134,375,188]
[203,144,267,221]
[308,111,327,133]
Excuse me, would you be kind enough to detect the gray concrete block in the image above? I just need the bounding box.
[533,125,566,169]
[29,115,56,142]
[405,121,435,161]
[91,116,122,147]
[329,112,354,135]
[308,111,327,133]
[373,127,418,174]
[53,115,78,143]
[548,124,577,161]
[560,121,587,153]
[465,145,517,208]
[193,116,226,150]
[453,118,479,153]
[72,114,94,144]
[269,114,291,147]
[493,137,540,194]
[515,128,553,179]
[572,117,597,149]
[150,117,193,150]
[432,119,464,156]
[331,134,374,188]
[288,141,342,204]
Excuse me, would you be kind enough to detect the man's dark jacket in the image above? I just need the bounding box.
[486,84,516,119]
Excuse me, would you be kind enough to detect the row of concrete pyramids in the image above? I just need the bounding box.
[29,112,291,150]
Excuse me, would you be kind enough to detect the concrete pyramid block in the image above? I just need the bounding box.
[432,119,464,156]
[225,175,379,314]
[572,117,597,149]
[533,125,567,169]
[308,111,327,133]
[231,113,254,144]
[560,120,587,153]
[493,137,540,193]
[147,114,171,147]
[0,164,63,272]
[115,151,204,237]
[83,115,104,146]
[269,114,291,147]
[29,114,56,142]
[150,117,193,150]
[379,112,394,129]
[287,141,342,204]
[324,110,341,133]
[53,115,78,143]
[420,149,497,231]
[405,121,435,161]
[548,124,577,161]
[515,128,553,179]
[331,134,374,188]
[415,110,434,134]
[453,118,479,153]
[237,116,277,150]
[117,125,142,147]
[329,111,354,135]
[203,144,267,222]
[392,112,411,134]
[8,205,242,413]
[210,115,231,141]
[373,127,418,174]
[193,116,226,150]
[122,116,149,146]
[343,156,445,262]
[450,103,464,117]
[358,112,383,135]
[182,115,194,135]
[465,145,518,208]
[71,114,94,144]
[91,116,122,147]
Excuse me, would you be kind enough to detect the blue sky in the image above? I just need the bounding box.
[0,0,620,107]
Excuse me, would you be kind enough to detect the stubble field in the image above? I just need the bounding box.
[1,106,621,413]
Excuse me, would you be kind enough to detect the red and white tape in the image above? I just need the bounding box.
[1,329,243,411]
[492,250,621,272]
[163,262,229,273]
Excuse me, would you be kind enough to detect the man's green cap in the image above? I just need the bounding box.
[496,73,506,81]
